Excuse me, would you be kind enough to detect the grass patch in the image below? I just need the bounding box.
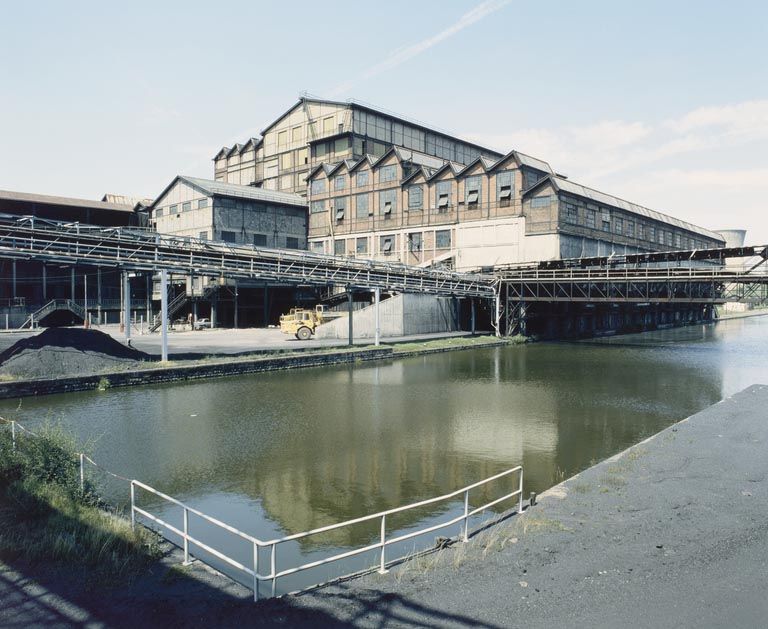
[600,473,628,489]
[390,335,508,354]
[0,423,160,588]
[572,482,592,494]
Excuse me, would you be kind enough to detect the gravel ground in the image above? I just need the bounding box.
[1,385,767,627]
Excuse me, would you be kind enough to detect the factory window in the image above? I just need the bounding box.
[436,230,451,249]
[334,239,346,255]
[334,197,346,221]
[286,237,299,249]
[334,175,346,191]
[311,241,324,253]
[627,221,635,237]
[648,226,655,242]
[356,237,368,254]
[408,185,423,210]
[323,117,335,134]
[310,179,326,195]
[280,152,293,170]
[379,189,397,216]
[674,233,682,248]
[310,200,325,213]
[253,234,267,247]
[355,193,369,219]
[315,142,329,159]
[155,208,164,219]
[278,130,288,148]
[637,224,644,240]
[436,181,452,210]
[586,209,596,229]
[170,204,178,214]
[658,230,665,245]
[530,196,551,209]
[408,232,422,252]
[220,231,237,243]
[379,164,397,183]
[614,217,623,234]
[292,126,303,143]
[298,148,308,164]
[465,176,481,205]
[564,202,578,224]
[356,170,369,187]
[496,171,514,207]
[199,231,208,241]
[197,198,208,209]
[181,202,191,212]
[334,138,349,154]
[380,236,394,254]
[524,170,544,189]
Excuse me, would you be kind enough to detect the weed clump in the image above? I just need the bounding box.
[0,422,160,587]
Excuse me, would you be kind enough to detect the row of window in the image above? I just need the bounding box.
[217,230,300,249]
[331,230,452,256]
[562,201,709,248]
[314,170,516,208]
[155,198,208,218]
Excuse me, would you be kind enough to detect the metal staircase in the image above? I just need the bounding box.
[148,284,218,333]
[20,299,86,329]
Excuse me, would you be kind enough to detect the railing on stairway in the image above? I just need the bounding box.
[148,284,218,333]
[19,299,86,329]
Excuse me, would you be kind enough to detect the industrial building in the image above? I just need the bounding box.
[305,145,726,270]
[149,175,307,249]
[213,97,502,195]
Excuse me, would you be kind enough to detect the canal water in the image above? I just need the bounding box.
[3,315,768,594]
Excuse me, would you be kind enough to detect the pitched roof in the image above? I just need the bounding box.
[525,176,723,241]
[487,149,554,174]
[152,176,306,210]
[0,189,135,212]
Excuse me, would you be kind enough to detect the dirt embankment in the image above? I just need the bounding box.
[0,328,151,379]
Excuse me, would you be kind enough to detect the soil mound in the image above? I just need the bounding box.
[0,328,151,379]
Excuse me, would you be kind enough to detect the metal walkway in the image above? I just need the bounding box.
[0,214,494,298]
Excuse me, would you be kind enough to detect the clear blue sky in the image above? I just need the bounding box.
[1,0,766,241]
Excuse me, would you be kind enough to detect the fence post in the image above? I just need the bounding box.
[253,542,259,602]
[462,490,469,543]
[270,543,277,598]
[518,468,524,514]
[378,514,388,574]
[10,421,15,451]
[130,482,136,531]
[79,453,84,492]
[183,507,190,565]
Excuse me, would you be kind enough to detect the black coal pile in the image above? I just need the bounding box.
[0,328,151,379]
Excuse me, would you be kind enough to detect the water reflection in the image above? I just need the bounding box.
[3,317,767,550]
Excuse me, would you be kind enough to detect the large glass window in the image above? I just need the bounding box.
[408,232,422,252]
[334,138,349,154]
[378,164,397,183]
[334,175,346,191]
[310,200,325,213]
[564,202,578,224]
[334,239,345,255]
[496,171,514,206]
[380,235,394,254]
[182,202,191,212]
[356,237,368,254]
[253,234,267,246]
[334,197,346,221]
[379,189,397,216]
[197,198,208,209]
[408,185,423,210]
[614,217,623,234]
[355,170,369,187]
[220,231,237,243]
[530,196,551,208]
[436,181,452,209]
[286,237,299,249]
[310,179,326,195]
[355,194,369,219]
[155,208,164,218]
[436,230,451,249]
[586,209,596,229]
[627,221,635,237]
[465,176,481,205]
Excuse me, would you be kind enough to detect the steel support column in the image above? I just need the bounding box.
[123,272,131,341]
[374,287,380,347]
[160,269,168,362]
[347,288,354,346]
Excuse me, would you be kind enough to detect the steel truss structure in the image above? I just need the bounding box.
[0,214,494,298]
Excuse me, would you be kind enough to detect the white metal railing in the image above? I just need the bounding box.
[130,465,523,600]
[0,416,524,601]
